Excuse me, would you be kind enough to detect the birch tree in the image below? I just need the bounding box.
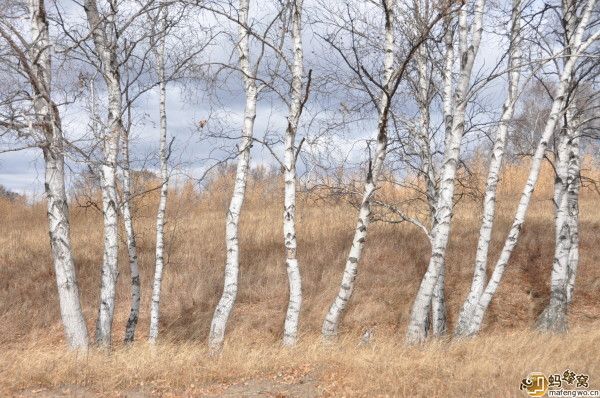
[535,81,600,330]
[426,13,454,335]
[205,0,309,346]
[122,105,140,343]
[535,0,600,331]
[406,0,486,344]
[149,0,170,343]
[321,0,398,339]
[0,0,89,350]
[82,0,126,346]
[454,0,523,336]
[461,0,600,336]
[321,0,447,339]
[130,0,208,343]
[536,106,578,332]
[564,108,582,306]
[282,0,307,346]
[75,0,177,346]
[377,2,451,337]
[564,100,590,307]
[208,0,260,352]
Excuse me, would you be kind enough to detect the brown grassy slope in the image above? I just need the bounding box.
[3,328,600,397]
[0,159,599,396]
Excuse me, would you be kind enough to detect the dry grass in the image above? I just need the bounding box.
[2,328,600,397]
[0,158,599,396]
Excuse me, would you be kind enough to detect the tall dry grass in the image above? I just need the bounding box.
[0,158,599,396]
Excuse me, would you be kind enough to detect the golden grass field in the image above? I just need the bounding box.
[0,159,599,397]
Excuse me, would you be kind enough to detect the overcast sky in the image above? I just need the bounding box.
[0,0,515,198]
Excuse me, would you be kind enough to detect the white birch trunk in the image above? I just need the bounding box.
[209,0,257,351]
[465,89,573,335]
[455,0,522,336]
[565,124,580,304]
[96,133,120,347]
[84,0,123,347]
[406,0,485,344]
[538,0,582,324]
[322,0,395,339]
[122,131,140,343]
[29,0,89,350]
[428,19,456,337]
[431,264,447,335]
[282,0,304,347]
[415,44,446,336]
[536,123,571,332]
[44,146,90,349]
[149,5,169,342]
[537,106,580,331]
[463,0,598,336]
[415,45,437,217]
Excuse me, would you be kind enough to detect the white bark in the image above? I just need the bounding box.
[84,0,123,347]
[415,46,437,216]
[428,19,455,337]
[44,145,90,349]
[149,4,169,343]
[537,0,584,329]
[455,0,522,336]
[537,106,581,331]
[536,122,571,332]
[565,123,580,304]
[28,0,90,350]
[463,1,599,334]
[209,0,257,351]
[406,0,485,344]
[96,137,120,347]
[122,130,140,343]
[414,43,446,336]
[282,0,304,347]
[431,264,447,335]
[322,0,395,339]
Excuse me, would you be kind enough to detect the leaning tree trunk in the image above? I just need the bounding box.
[44,144,90,349]
[282,0,305,347]
[122,131,140,343]
[208,88,256,351]
[465,94,573,335]
[454,0,522,336]
[322,0,395,339]
[321,136,387,338]
[537,0,584,331]
[406,0,485,344]
[463,0,598,336]
[28,0,89,350]
[208,0,257,352]
[149,7,169,342]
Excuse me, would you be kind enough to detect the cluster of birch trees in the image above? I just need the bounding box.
[0,0,598,351]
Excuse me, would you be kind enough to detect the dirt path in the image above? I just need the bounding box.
[16,376,320,397]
